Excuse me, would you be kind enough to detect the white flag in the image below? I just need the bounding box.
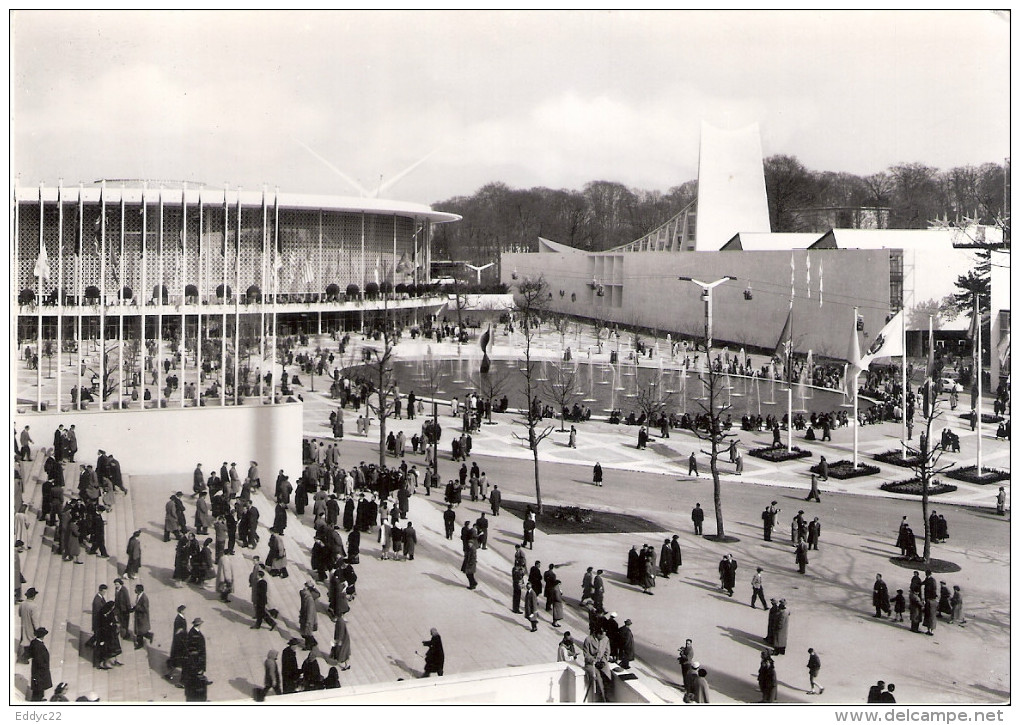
[860,311,904,369]
[819,261,823,308]
[806,253,811,299]
[34,242,51,281]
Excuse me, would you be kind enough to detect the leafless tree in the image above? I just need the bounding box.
[419,348,445,475]
[470,365,512,424]
[511,276,555,514]
[634,370,675,423]
[361,294,398,468]
[904,395,956,565]
[689,363,738,539]
[548,311,572,351]
[543,362,584,431]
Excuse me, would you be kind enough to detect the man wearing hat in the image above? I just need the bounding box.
[762,501,780,542]
[228,463,241,498]
[27,627,52,701]
[299,582,320,650]
[618,618,635,669]
[164,494,182,542]
[282,638,302,693]
[166,605,188,684]
[113,579,132,639]
[251,569,277,630]
[133,584,153,649]
[85,584,108,649]
[193,464,205,495]
[18,587,40,662]
[183,618,209,701]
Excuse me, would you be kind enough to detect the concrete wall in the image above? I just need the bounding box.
[280,662,587,704]
[17,402,303,478]
[503,248,892,358]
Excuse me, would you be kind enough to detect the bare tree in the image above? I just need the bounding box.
[904,393,956,565]
[689,363,738,539]
[634,370,675,423]
[543,362,584,431]
[419,348,445,476]
[548,311,572,350]
[470,365,512,424]
[361,294,398,468]
[511,276,555,514]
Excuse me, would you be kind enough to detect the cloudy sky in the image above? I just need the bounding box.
[12,10,1010,206]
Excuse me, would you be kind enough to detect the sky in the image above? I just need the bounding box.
[11,10,1011,206]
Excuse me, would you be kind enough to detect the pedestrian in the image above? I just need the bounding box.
[949,585,966,625]
[27,627,52,701]
[996,487,1006,515]
[806,474,821,502]
[751,567,767,609]
[331,610,352,671]
[795,540,809,574]
[691,503,704,535]
[670,535,682,572]
[549,578,565,628]
[113,579,132,639]
[262,649,281,698]
[132,584,152,650]
[582,629,612,702]
[299,583,320,649]
[524,581,539,632]
[569,426,577,448]
[867,681,886,703]
[593,462,603,487]
[758,651,778,702]
[523,511,536,549]
[593,569,605,611]
[774,600,790,655]
[819,455,829,481]
[659,538,673,578]
[618,618,635,669]
[462,539,479,590]
[282,639,301,694]
[692,667,711,703]
[762,501,780,541]
[871,573,891,618]
[879,684,897,703]
[807,517,821,550]
[688,452,699,477]
[892,588,906,622]
[806,648,824,694]
[166,605,188,683]
[421,628,444,677]
[490,484,501,516]
[216,550,235,603]
[250,569,277,631]
[512,560,526,614]
[718,554,737,596]
[683,660,700,701]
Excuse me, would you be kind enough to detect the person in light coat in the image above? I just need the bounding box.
[216,550,236,603]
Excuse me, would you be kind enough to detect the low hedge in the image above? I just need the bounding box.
[880,478,958,496]
[873,449,922,468]
[748,446,813,463]
[945,465,1010,485]
[958,412,1004,425]
[809,459,881,479]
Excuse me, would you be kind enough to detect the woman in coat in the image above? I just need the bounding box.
[757,652,777,702]
[194,493,212,534]
[773,604,790,655]
[641,547,656,594]
[266,531,289,578]
[64,517,83,563]
[937,582,953,618]
[125,530,142,578]
[331,610,352,670]
[549,580,565,627]
[216,552,235,602]
[301,652,324,690]
[173,535,192,580]
[795,541,809,574]
[132,585,151,648]
[949,585,966,624]
[593,462,603,487]
[273,504,287,535]
[908,590,924,632]
[95,601,123,669]
[347,528,361,564]
[659,540,673,578]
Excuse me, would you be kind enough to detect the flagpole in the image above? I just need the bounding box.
[181,187,187,409]
[77,184,84,410]
[976,293,983,475]
[900,306,908,455]
[197,188,203,408]
[852,307,860,468]
[221,183,228,408]
[36,183,44,411]
[259,186,266,404]
[234,187,241,406]
[158,185,164,406]
[119,185,125,409]
[57,181,64,412]
[787,304,793,453]
[12,180,19,420]
[140,183,147,408]
[272,188,280,403]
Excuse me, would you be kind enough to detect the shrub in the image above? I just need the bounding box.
[365,282,380,299]
[809,459,880,479]
[345,284,360,299]
[959,411,1004,425]
[945,465,1010,485]
[873,449,922,468]
[552,506,594,524]
[748,446,813,462]
[880,478,958,496]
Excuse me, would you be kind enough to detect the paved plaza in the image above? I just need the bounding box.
[12,330,1010,704]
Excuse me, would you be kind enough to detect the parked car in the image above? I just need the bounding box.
[939,377,963,393]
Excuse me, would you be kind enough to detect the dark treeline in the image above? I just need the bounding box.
[431,157,1009,267]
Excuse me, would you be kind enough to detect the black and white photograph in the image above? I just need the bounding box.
[9,9,1010,715]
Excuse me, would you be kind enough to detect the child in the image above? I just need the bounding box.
[892,589,906,622]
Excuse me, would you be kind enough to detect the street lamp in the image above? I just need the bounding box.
[678,276,736,353]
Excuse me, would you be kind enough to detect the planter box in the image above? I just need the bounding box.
[748,446,813,463]
[873,449,922,468]
[880,478,958,496]
[809,459,880,479]
[944,465,1010,485]
[959,412,1004,425]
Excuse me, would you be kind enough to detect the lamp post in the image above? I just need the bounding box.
[678,276,736,356]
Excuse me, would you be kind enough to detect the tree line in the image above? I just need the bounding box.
[431,158,1009,265]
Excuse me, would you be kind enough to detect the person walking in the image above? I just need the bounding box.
[113,579,132,640]
[421,628,444,677]
[166,605,188,684]
[183,618,209,702]
[806,648,824,694]
[669,535,682,573]
[125,530,142,579]
[524,582,539,632]
[569,426,577,449]
[773,600,790,655]
[511,560,526,614]
[461,539,478,590]
[818,455,829,481]
[216,550,236,603]
[489,485,501,516]
[132,584,153,650]
[592,462,603,487]
[751,567,767,609]
[795,540,809,574]
[281,639,301,694]
[692,667,711,703]
[873,574,891,618]
[688,452,699,477]
[250,570,277,631]
[758,651,778,702]
[691,503,704,535]
[806,474,821,502]
[27,627,52,701]
[718,554,737,596]
[262,650,281,698]
[996,487,1006,515]
[299,583,320,650]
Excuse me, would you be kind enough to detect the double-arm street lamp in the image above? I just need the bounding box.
[678,275,737,354]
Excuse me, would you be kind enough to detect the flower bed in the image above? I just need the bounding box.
[748,446,813,463]
[873,449,922,468]
[809,459,880,479]
[958,412,1004,425]
[945,465,1010,485]
[879,478,958,496]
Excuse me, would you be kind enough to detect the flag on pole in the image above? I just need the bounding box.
[997,332,1011,370]
[968,301,980,409]
[846,316,864,384]
[773,308,793,361]
[806,253,811,299]
[222,191,229,256]
[923,316,936,417]
[859,311,904,369]
[34,241,51,281]
[819,260,823,308]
